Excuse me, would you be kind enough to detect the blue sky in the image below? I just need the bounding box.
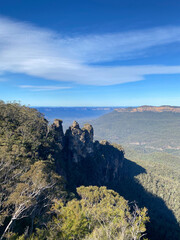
[0,0,180,106]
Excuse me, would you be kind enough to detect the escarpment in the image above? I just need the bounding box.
[51,119,124,190]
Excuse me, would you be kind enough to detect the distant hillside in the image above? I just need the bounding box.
[91,110,180,150]
[115,105,180,113]
[90,108,180,238]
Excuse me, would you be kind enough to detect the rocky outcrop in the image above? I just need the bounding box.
[51,119,124,190]
[52,119,64,149]
[65,121,94,163]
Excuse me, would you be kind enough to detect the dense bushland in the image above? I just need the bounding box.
[0,101,149,240]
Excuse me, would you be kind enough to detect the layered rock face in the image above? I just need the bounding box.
[95,140,124,185]
[65,121,94,163]
[52,119,64,149]
[52,120,124,190]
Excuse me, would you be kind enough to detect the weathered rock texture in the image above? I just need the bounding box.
[51,120,124,190]
[65,121,94,162]
[52,119,64,148]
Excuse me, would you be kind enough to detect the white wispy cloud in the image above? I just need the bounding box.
[60,27,180,63]
[19,85,71,91]
[0,16,180,86]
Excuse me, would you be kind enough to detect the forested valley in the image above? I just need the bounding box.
[0,101,149,240]
[0,101,179,239]
[91,108,180,240]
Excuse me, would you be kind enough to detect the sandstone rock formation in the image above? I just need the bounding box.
[65,121,94,163]
[52,119,64,149]
[51,119,124,190]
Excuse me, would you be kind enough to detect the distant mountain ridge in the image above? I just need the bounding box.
[115,105,180,113]
[35,106,180,124]
[35,107,117,122]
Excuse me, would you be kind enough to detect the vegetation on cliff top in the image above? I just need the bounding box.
[0,101,149,240]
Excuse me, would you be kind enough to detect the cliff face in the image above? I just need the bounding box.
[51,120,124,190]
[65,121,94,163]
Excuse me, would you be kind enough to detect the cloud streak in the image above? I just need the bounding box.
[60,27,180,63]
[19,85,71,91]
[0,16,180,86]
